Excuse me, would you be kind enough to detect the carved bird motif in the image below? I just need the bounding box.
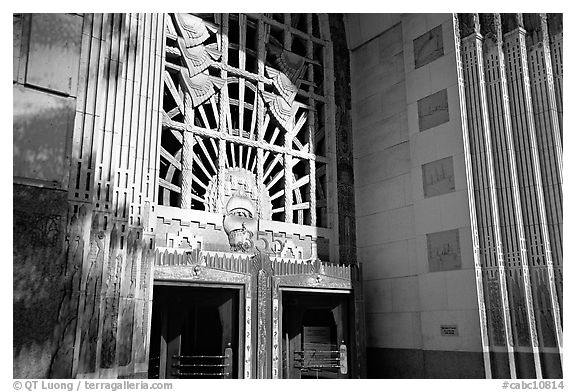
[260,90,298,132]
[265,66,299,104]
[175,13,217,47]
[266,36,308,84]
[181,71,226,108]
[178,38,221,77]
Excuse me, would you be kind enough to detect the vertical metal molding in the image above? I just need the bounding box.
[519,15,563,372]
[453,14,492,379]
[489,13,537,378]
[458,13,563,378]
[465,14,517,378]
[501,14,562,377]
[69,13,164,378]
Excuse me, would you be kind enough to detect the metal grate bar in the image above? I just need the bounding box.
[175,372,231,377]
[174,363,228,368]
[295,364,341,369]
[294,351,340,355]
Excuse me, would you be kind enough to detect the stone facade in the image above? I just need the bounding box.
[13,12,562,380]
[347,13,562,378]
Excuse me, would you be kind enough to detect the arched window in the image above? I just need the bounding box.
[159,13,332,227]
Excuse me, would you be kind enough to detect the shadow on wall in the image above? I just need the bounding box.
[13,86,75,186]
[13,13,148,379]
[366,347,485,378]
[13,184,77,378]
[13,13,132,186]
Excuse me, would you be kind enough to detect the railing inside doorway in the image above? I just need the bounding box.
[171,345,233,378]
[293,343,348,378]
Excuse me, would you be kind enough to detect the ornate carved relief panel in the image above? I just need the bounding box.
[159,13,331,228]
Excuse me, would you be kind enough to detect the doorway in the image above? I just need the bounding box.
[281,291,350,379]
[148,284,240,379]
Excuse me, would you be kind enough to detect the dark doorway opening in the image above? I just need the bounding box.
[148,284,240,379]
[281,291,350,379]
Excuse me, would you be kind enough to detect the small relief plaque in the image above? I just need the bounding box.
[422,156,455,198]
[440,325,458,336]
[418,89,449,131]
[413,25,444,69]
[427,229,461,272]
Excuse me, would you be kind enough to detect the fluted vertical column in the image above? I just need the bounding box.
[453,13,492,379]
[540,13,563,316]
[513,14,563,372]
[67,13,164,378]
[457,12,563,378]
[539,14,563,184]
[490,13,540,378]
[526,17,563,359]
[468,14,517,378]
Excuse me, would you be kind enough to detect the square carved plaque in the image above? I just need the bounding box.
[422,156,455,198]
[418,89,449,132]
[413,25,444,69]
[427,229,461,272]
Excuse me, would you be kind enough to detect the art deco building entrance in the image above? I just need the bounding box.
[148,285,240,379]
[282,291,349,379]
[146,12,364,379]
[147,245,360,379]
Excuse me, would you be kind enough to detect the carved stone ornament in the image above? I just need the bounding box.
[223,193,258,252]
[178,38,221,77]
[259,36,309,132]
[260,90,297,131]
[175,13,216,47]
[265,66,299,104]
[181,70,225,108]
[266,37,307,83]
[206,167,272,219]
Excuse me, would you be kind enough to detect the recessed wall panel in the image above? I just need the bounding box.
[427,229,461,272]
[413,25,444,69]
[418,89,449,131]
[26,13,83,95]
[13,86,75,185]
[422,156,455,198]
